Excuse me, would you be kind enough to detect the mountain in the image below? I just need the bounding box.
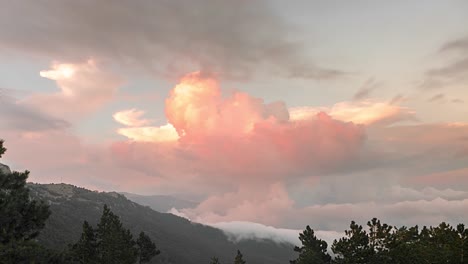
[29,183,296,264]
[120,192,198,213]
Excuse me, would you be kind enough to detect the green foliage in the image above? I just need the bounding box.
[332,221,373,264]
[137,231,160,264]
[0,140,58,263]
[97,205,138,264]
[69,205,159,264]
[0,170,51,244]
[0,240,67,264]
[234,249,246,264]
[291,225,331,264]
[69,221,98,263]
[330,218,468,264]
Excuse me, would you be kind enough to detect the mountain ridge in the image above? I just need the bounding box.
[28,183,296,264]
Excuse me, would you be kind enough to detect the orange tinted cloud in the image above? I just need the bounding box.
[24,60,122,120]
[112,72,365,184]
[290,100,415,126]
[113,109,152,127]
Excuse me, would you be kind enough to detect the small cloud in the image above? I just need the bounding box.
[389,94,405,105]
[113,109,152,127]
[428,93,445,103]
[290,100,415,127]
[439,37,468,53]
[353,78,380,101]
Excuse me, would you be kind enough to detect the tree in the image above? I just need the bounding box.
[0,140,53,263]
[332,221,373,264]
[366,218,393,263]
[0,140,6,158]
[210,256,221,264]
[96,205,138,264]
[69,205,159,264]
[137,231,159,264]
[70,221,98,264]
[456,224,468,264]
[234,250,246,264]
[290,225,331,264]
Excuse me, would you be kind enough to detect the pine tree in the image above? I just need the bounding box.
[234,250,246,264]
[332,221,373,264]
[137,231,160,264]
[0,140,56,263]
[96,205,138,264]
[70,205,159,264]
[290,225,331,264]
[70,221,98,263]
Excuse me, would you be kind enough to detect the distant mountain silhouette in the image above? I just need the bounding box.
[29,183,296,264]
[120,192,198,213]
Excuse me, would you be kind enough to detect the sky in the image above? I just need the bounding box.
[1,0,468,243]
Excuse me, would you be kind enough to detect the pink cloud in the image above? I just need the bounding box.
[289,100,416,126]
[23,60,122,120]
[112,72,365,184]
[180,183,294,226]
[113,109,152,127]
[409,168,468,187]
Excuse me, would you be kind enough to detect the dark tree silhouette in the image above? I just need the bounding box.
[234,249,246,264]
[291,225,331,264]
[137,231,160,264]
[69,205,159,264]
[0,140,58,263]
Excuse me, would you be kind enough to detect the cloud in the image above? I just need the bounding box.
[209,221,342,248]
[439,36,468,53]
[23,60,122,120]
[113,109,152,127]
[0,93,69,132]
[112,72,365,186]
[0,0,342,80]
[428,93,445,103]
[116,124,179,143]
[352,78,380,101]
[289,100,416,126]
[423,36,468,89]
[409,168,468,188]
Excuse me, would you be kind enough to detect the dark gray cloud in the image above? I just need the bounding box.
[0,91,69,131]
[0,0,342,80]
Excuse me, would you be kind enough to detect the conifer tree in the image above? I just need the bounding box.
[234,250,246,264]
[290,225,331,264]
[70,221,98,263]
[96,205,138,264]
[332,221,373,264]
[137,231,159,264]
[70,205,159,264]
[0,140,55,262]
